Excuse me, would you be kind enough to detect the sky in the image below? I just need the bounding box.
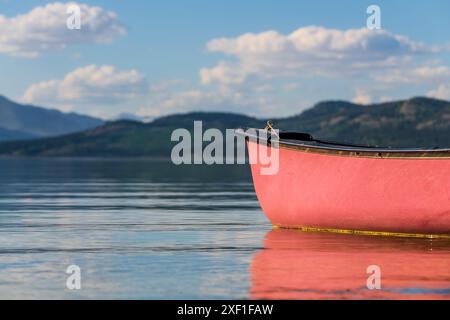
[0,0,449,119]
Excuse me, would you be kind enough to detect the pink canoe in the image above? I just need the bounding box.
[242,129,450,238]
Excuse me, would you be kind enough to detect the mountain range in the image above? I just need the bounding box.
[0,95,103,141]
[0,96,448,157]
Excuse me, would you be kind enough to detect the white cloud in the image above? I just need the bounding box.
[352,89,372,105]
[23,65,148,108]
[200,62,249,86]
[138,88,256,117]
[201,26,428,86]
[0,2,125,58]
[135,26,449,118]
[374,66,450,84]
[427,84,450,100]
[136,78,298,118]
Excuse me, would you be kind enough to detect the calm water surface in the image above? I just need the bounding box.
[0,159,449,299]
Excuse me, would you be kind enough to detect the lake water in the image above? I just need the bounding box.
[0,158,449,299]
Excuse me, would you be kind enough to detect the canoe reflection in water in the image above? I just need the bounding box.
[250,229,450,299]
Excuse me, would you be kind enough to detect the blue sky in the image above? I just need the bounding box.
[0,0,449,119]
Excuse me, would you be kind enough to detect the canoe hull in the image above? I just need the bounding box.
[248,141,450,236]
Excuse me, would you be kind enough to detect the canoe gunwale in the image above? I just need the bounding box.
[237,129,450,159]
